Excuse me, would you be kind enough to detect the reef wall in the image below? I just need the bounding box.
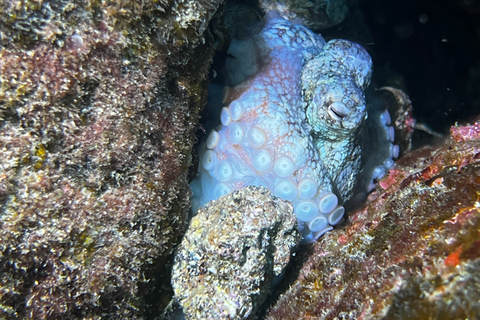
[0,0,221,318]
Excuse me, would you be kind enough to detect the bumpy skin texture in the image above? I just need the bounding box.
[191,12,373,242]
[260,0,348,30]
[302,39,372,201]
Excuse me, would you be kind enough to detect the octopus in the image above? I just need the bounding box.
[190,11,398,243]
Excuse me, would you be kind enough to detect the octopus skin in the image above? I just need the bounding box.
[190,11,397,243]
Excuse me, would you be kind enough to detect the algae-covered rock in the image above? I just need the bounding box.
[267,121,480,319]
[172,186,301,320]
[0,0,222,318]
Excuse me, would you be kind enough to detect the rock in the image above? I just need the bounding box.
[172,186,301,320]
[266,121,480,319]
[0,0,222,318]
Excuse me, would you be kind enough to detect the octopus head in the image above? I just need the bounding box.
[306,75,367,140]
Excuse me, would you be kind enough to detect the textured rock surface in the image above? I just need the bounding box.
[266,121,480,319]
[172,186,301,320]
[0,0,221,318]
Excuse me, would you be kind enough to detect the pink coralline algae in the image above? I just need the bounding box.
[266,122,480,319]
[0,0,222,318]
[451,121,480,142]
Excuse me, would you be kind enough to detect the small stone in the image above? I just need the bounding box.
[172,186,301,320]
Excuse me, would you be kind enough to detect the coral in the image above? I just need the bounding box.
[266,121,480,319]
[172,186,301,320]
[191,12,398,243]
[0,0,222,318]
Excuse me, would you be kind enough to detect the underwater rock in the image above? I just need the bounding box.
[266,121,480,319]
[259,0,348,30]
[0,0,221,318]
[172,186,301,320]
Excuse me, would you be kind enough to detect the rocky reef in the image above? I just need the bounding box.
[0,0,222,318]
[266,121,480,319]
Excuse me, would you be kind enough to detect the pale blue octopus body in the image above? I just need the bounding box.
[191,12,396,243]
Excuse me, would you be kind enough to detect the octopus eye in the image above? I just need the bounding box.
[327,102,350,121]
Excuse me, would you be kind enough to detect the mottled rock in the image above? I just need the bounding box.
[172,186,301,320]
[0,0,221,318]
[266,122,480,319]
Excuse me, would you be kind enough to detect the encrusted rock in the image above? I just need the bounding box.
[0,0,221,318]
[266,121,480,319]
[172,186,301,320]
